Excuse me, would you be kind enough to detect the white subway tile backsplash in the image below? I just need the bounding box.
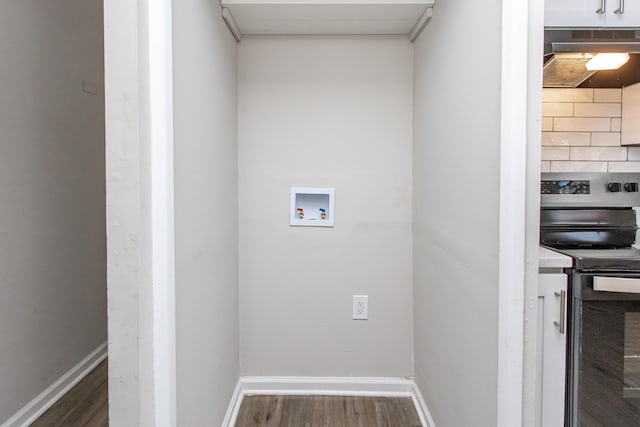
[541,161,551,172]
[540,88,640,172]
[608,162,640,172]
[574,103,621,118]
[541,132,590,146]
[543,88,593,103]
[591,133,621,147]
[612,118,621,132]
[554,118,611,132]
[550,161,607,172]
[542,147,570,160]
[594,89,622,103]
[542,103,573,117]
[541,88,633,170]
[570,147,627,161]
[628,147,640,161]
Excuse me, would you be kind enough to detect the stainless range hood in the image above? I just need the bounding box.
[543,29,640,88]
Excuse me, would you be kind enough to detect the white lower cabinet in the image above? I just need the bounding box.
[537,273,568,427]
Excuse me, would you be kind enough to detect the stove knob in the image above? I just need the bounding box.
[624,182,639,192]
[608,182,622,192]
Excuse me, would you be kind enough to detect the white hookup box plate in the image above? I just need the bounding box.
[290,187,335,227]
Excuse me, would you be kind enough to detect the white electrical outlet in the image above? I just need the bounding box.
[353,295,368,320]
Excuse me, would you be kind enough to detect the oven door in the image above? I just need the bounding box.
[569,271,640,426]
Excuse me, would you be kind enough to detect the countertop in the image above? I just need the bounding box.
[539,246,572,269]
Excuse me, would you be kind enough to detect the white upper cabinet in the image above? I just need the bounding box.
[220,0,435,38]
[545,0,640,27]
[605,0,640,26]
[545,0,605,27]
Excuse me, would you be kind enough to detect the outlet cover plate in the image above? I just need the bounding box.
[353,295,368,320]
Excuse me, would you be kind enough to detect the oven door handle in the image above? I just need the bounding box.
[593,276,640,294]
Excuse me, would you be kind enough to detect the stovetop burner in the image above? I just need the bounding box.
[542,245,640,272]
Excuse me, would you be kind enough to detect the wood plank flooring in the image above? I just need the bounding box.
[28,363,420,427]
[235,395,422,427]
[30,360,108,427]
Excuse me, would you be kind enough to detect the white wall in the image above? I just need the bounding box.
[413,1,501,425]
[0,0,106,422]
[238,37,414,377]
[173,0,239,425]
[105,1,161,423]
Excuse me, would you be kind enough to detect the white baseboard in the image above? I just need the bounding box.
[411,381,437,427]
[221,379,244,427]
[223,376,436,427]
[1,341,108,427]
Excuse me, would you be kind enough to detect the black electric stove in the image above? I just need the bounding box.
[541,172,640,427]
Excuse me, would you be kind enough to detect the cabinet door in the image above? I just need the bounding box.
[605,0,640,27]
[537,274,567,427]
[545,0,606,27]
[621,82,640,146]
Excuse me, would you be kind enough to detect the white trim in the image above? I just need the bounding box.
[411,381,436,427]
[222,8,242,42]
[222,380,244,427]
[409,7,433,43]
[241,376,414,396]
[0,342,107,427]
[522,0,546,425]
[147,0,177,425]
[497,0,529,425]
[222,376,435,427]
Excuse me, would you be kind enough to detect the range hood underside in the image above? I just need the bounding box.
[543,29,640,88]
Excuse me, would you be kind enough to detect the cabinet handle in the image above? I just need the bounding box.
[553,290,566,334]
[596,0,606,13]
[615,0,625,14]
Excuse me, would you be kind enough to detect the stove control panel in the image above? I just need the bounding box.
[541,180,590,194]
[608,182,622,192]
[606,182,640,192]
[542,173,640,207]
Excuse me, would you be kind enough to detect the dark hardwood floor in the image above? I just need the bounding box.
[235,395,422,427]
[30,360,108,427]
